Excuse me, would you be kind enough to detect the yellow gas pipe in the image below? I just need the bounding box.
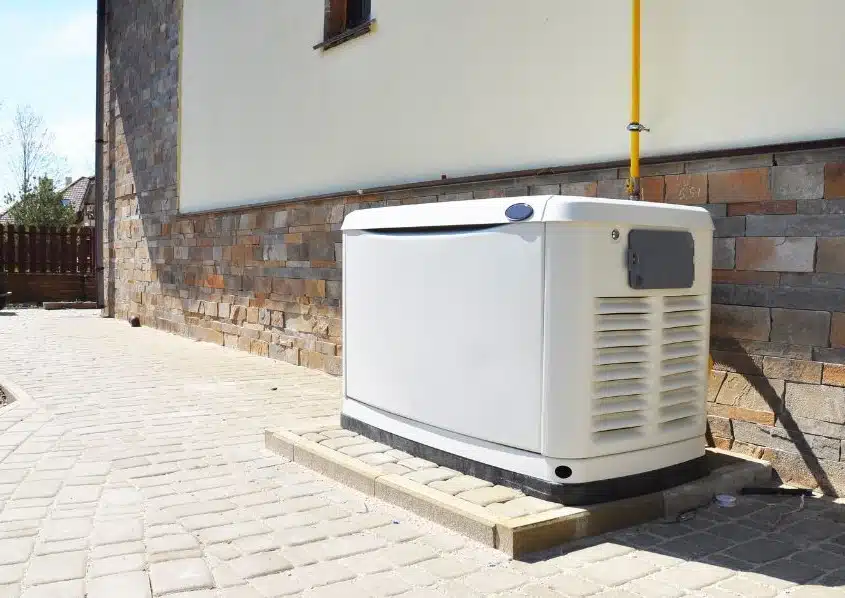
[627,1,713,372]
[627,0,642,201]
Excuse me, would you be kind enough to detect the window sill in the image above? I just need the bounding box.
[314,18,376,52]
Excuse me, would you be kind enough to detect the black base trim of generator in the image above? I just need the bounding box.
[342,414,708,506]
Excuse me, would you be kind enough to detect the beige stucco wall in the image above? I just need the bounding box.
[179,0,845,212]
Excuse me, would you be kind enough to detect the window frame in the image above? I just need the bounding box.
[314,0,375,52]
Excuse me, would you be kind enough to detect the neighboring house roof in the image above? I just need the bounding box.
[0,206,13,225]
[59,177,95,213]
[0,176,95,225]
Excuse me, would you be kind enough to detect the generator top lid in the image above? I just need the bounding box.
[341,196,714,232]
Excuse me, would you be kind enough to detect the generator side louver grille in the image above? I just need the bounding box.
[593,297,650,440]
[660,295,707,430]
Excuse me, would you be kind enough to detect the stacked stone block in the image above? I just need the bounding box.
[104,0,845,493]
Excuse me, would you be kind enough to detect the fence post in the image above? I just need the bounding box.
[87,227,94,274]
[6,226,16,273]
[3,225,12,273]
[16,225,26,274]
[69,227,79,274]
[28,226,37,274]
[49,227,59,273]
[79,228,92,274]
[38,226,48,273]
[59,227,68,273]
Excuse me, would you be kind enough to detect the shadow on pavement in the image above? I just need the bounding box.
[521,488,845,591]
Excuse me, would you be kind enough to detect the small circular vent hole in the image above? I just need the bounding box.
[555,466,573,479]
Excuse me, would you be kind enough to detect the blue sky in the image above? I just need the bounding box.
[0,0,95,198]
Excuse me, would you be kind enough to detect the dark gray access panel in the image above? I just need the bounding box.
[627,229,695,290]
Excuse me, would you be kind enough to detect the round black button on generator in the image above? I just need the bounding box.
[505,203,534,221]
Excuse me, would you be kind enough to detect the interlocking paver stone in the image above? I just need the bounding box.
[56,485,101,504]
[20,580,85,598]
[354,571,411,596]
[294,561,356,588]
[90,552,146,577]
[403,467,460,485]
[371,522,423,543]
[87,571,152,598]
[1,506,47,521]
[395,458,437,472]
[25,551,87,585]
[311,533,387,560]
[320,436,369,450]
[41,518,92,542]
[91,541,146,559]
[724,538,800,563]
[546,573,603,596]
[248,570,306,596]
[455,485,523,506]
[198,521,270,545]
[381,542,438,566]
[623,577,685,598]
[228,550,292,579]
[567,542,634,564]
[791,548,845,570]
[649,561,736,590]
[33,538,88,556]
[358,452,397,466]
[579,554,658,587]
[0,537,33,565]
[486,496,558,518]
[420,556,480,579]
[147,534,199,554]
[337,442,391,458]
[428,475,493,495]
[463,568,531,593]
[12,481,63,500]
[319,513,394,536]
[92,519,144,545]
[377,463,412,476]
[717,576,779,597]
[0,565,26,585]
[754,560,826,584]
[149,558,213,595]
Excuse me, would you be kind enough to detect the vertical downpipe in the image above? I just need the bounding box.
[94,0,106,311]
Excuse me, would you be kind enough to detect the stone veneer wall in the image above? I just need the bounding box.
[105,0,845,494]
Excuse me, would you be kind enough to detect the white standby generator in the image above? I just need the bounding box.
[341,196,714,504]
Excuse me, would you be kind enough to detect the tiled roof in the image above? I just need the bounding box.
[59,177,95,212]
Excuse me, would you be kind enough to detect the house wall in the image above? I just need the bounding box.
[179,0,845,212]
[105,0,845,494]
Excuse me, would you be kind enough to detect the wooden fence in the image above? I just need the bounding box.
[0,225,94,275]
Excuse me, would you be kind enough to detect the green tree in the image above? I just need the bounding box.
[5,177,76,227]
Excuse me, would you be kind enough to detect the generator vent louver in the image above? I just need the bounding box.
[593,297,650,440]
[660,295,707,430]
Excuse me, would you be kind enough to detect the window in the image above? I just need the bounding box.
[315,0,374,51]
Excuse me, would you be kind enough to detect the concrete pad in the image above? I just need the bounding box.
[266,427,773,557]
